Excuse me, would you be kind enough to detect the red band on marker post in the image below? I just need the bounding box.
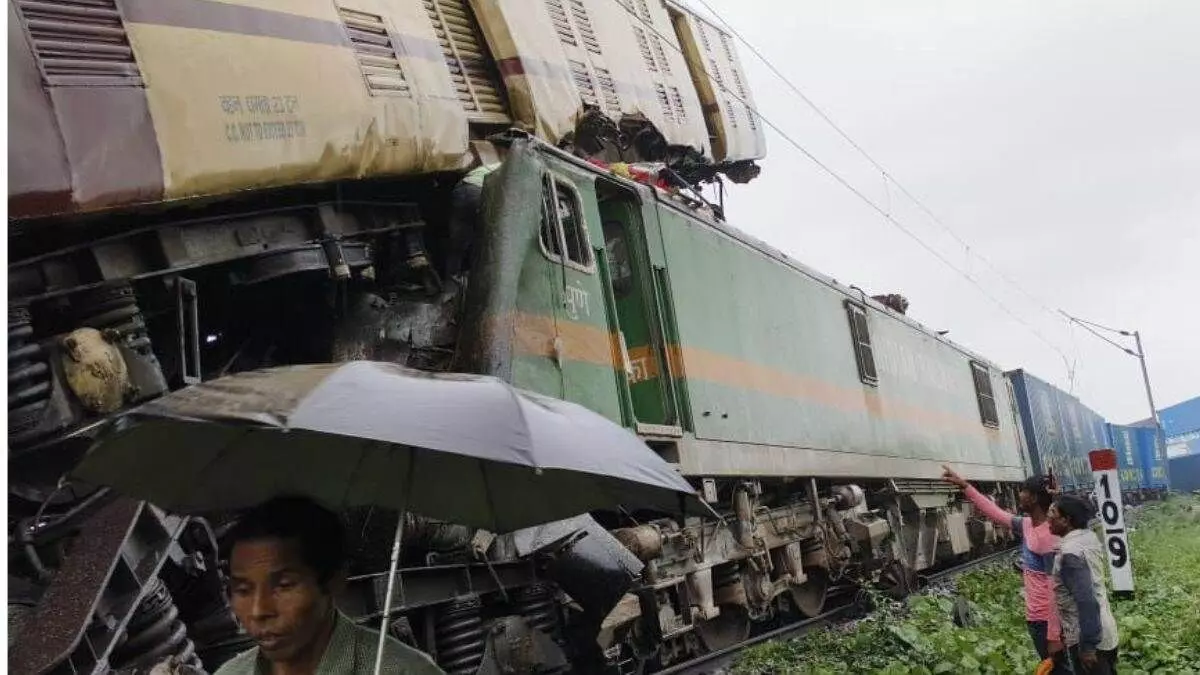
[1089,448,1118,471]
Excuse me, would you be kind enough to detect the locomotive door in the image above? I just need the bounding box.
[595,180,683,435]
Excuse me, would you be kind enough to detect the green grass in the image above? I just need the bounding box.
[735,496,1200,675]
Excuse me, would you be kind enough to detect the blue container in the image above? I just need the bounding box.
[1053,389,1105,491]
[1136,426,1168,489]
[1006,369,1096,488]
[1160,395,1200,459]
[1160,396,1200,439]
[1168,453,1200,493]
[1108,423,1149,491]
[1080,405,1111,483]
[1167,431,1200,458]
[1007,369,1119,492]
[1007,370,1067,481]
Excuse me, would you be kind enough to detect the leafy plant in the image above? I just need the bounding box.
[735,495,1200,675]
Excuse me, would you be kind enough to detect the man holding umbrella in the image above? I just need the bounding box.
[214,496,444,675]
[73,361,700,674]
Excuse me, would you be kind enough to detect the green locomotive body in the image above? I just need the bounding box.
[444,137,1031,662]
[466,137,1027,486]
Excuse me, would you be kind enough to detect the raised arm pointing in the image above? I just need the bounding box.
[942,464,1018,529]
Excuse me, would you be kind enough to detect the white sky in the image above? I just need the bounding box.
[688,0,1200,423]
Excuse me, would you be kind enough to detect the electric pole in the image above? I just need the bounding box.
[1060,313,1169,490]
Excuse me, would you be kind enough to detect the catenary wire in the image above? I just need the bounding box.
[687,0,1071,328]
[608,0,1075,365]
[1061,312,1138,356]
[1062,313,1131,336]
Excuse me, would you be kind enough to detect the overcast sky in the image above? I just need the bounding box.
[686,0,1200,424]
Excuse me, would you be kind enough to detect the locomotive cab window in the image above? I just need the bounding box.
[844,301,878,386]
[539,175,594,272]
[970,361,1000,428]
[540,176,564,258]
[603,220,634,297]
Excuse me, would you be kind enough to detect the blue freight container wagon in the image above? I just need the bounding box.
[1003,367,1089,487]
[1079,403,1109,491]
[1136,426,1168,490]
[1168,453,1200,494]
[1167,430,1200,458]
[1107,423,1146,493]
[1007,369,1121,494]
[1160,396,1200,440]
[1159,396,1200,458]
[1053,389,1101,491]
[1007,370,1070,483]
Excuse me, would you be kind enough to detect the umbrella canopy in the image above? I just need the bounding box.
[70,361,697,532]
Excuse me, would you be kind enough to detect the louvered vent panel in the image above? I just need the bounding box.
[545,0,576,46]
[730,64,747,98]
[18,0,142,86]
[719,32,735,63]
[338,7,410,96]
[424,0,509,123]
[650,36,671,76]
[655,83,673,121]
[633,0,652,22]
[633,26,656,72]
[709,58,724,89]
[696,20,712,53]
[568,0,602,55]
[670,86,688,123]
[726,100,738,128]
[594,66,621,113]
[568,59,598,106]
[744,103,756,131]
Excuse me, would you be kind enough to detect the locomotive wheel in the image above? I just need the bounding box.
[789,568,829,617]
[695,604,751,652]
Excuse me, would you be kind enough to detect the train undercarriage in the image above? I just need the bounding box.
[8,150,1019,674]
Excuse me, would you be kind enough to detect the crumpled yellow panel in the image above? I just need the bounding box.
[124,0,471,201]
[668,4,767,162]
[470,0,709,154]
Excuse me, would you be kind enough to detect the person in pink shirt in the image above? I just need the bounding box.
[942,465,1066,670]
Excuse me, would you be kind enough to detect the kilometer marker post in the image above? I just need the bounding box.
[1089,448,1134,598]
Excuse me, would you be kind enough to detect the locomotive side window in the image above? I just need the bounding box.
[558,185,591,268]
[844,301,878,386]
[970,361,1000,428]
[539,175,594,272]
[603,220,634,297]
[540,176,564,258]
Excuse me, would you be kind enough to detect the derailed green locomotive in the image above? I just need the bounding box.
[458,136,1029,663]
[8,0,1031,672]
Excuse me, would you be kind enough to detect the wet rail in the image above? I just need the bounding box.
[654,547,1018,675]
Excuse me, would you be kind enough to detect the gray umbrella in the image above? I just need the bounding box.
[71,361,697,529]
[72,361,698,675]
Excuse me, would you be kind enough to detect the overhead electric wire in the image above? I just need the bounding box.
[1060,312,1138,357]
[1060,313,1130,337]
[610,0,1074,365]
[687,0,1068,328]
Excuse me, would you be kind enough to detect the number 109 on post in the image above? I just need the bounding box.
[1089,448,1134,595]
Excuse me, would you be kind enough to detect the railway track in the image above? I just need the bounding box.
[652,548,1019,675]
